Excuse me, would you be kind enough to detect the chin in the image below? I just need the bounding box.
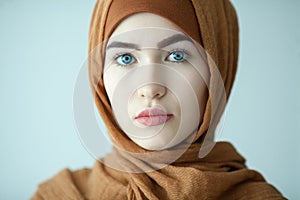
[132,136,181,151]
[132,138,170,151]
[129,124,182,151]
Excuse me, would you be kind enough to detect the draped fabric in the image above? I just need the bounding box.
[31,143,285,199]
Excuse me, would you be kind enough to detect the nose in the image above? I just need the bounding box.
[137,84,166,100]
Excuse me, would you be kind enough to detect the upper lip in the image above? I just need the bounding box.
[134,107,173,119]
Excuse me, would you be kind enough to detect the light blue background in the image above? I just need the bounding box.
[0,0,299,199]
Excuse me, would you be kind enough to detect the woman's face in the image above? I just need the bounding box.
[103,13,209,150]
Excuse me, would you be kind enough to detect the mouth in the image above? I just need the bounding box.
[134,107,174,127]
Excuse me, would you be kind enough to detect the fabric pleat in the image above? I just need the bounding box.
[31,143,285,199]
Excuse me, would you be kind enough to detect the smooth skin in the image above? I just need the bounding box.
[103,13,209,150]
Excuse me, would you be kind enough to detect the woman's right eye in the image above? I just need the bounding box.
[116,54,136,66]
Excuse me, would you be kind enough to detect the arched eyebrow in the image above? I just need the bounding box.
[106,42,139,50]
[157,34,193,48]
[106,34,193,50]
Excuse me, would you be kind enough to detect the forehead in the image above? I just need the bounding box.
[110,13,182,36]
[107,13,191,49]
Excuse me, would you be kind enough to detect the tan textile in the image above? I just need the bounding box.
[31,142,285,199]
[31,0,286,199]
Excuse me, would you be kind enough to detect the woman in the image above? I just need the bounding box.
[31,0,286,199]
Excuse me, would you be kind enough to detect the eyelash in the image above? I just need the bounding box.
[113,52,136,67]
[166,48,190,63]
[113,49,190,67]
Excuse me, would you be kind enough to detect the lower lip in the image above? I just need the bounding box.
[135,114,173,126]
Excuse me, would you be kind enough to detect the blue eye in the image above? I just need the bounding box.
[116,54,135,66]
[167,51,187,62]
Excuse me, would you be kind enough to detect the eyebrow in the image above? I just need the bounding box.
[106,34,193,50]
[157,34,193,48]
[106,41,139,50]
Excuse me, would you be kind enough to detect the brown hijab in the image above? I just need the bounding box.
[31,0,285,199]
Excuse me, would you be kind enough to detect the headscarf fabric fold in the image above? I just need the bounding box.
[31,143,285,199]
[31,0,286,199]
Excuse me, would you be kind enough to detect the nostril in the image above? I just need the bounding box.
[137,84,166,99]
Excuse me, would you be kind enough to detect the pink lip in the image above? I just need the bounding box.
[134,107,174,126]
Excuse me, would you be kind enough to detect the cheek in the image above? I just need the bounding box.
[103,74,111,99]
[176,65,209,117]
[198,84,208,118]
[190,77,208,117]
[103,66,127,101]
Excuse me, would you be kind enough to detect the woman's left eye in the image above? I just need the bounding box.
[166,50,187,62]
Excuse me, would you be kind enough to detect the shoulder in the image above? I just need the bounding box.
[30,167,91,200]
